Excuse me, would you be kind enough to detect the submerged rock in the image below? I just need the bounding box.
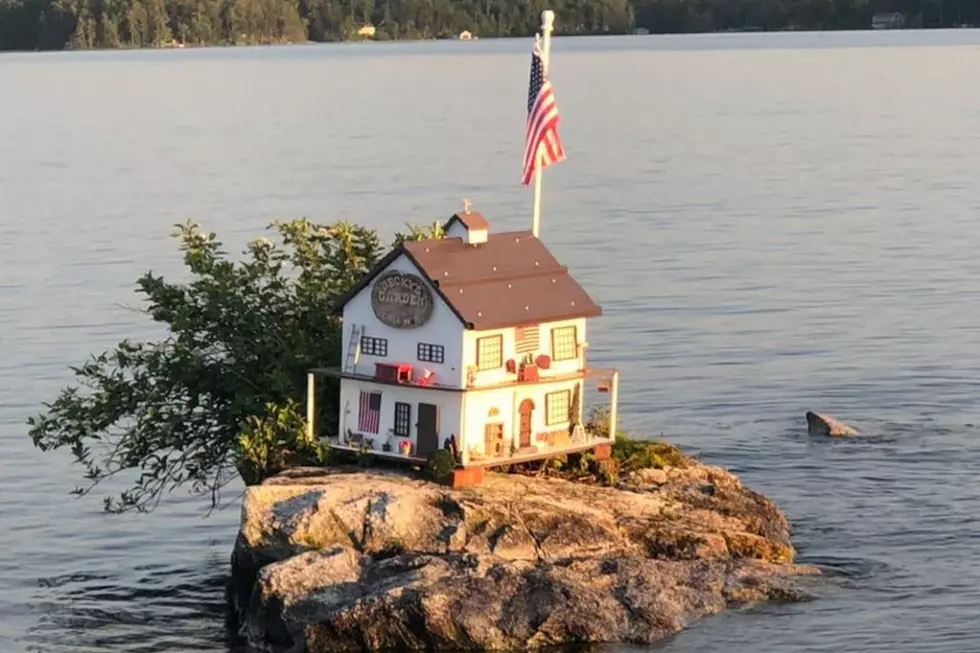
[230,462,818,652]
[805,411,859,437]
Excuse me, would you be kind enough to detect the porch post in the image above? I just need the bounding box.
[608,370,619,441]
[306,372,315,442]
[460,397,469,466]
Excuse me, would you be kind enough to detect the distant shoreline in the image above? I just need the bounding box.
[3,24,979,54]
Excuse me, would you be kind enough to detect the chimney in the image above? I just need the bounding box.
[445,199,489,246]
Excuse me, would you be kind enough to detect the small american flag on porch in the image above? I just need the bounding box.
[358,390,382,433]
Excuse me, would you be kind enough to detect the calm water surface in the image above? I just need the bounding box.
[3,30,980,653]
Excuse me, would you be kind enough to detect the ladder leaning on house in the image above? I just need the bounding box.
[345,324,362,374]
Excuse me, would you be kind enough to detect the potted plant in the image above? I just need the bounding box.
[398,439,412,456]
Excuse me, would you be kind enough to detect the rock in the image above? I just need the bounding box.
[631,467,667,486]
[230,464,818,652]
[805,411,859,437]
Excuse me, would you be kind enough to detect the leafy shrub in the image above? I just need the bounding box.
[424,449,456,481]
[595,459,620,486]
[585,405,685,472]
[26,218,443,513]
[236,399,317,485]
[612,437,685,472]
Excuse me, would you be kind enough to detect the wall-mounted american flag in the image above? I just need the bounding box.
[521,40,565,186]
[358,390,382,433]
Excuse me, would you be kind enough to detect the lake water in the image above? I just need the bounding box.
[3,28,980,653]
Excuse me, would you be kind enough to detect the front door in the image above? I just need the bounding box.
[518,399,534,448]
[416,403,440,456]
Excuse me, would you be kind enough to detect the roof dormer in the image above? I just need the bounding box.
[444,200,489,246]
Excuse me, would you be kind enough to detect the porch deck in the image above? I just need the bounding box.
[321,436,613,470]
[465,437,613,469]
[325,441,430,465]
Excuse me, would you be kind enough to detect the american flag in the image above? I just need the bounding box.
[358,390,381,433]
[521,40,565,186]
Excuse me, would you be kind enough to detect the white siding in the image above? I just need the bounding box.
[444,221,468,239]
[338,379,464,453]
[460,387,515,458]
[341,254,466,388]
[460,378,586,461]
[462,317,587,388]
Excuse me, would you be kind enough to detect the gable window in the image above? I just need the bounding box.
[361,335,388,357]
[515,325,540,355]
[393,402,411,437]
[476,335,503,370]
[550,326,577,362]
[545,390,571,426]
[417,343,445,364]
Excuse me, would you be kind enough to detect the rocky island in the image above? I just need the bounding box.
[229,447,819,652]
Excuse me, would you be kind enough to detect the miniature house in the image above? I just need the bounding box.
[306,206,619,486]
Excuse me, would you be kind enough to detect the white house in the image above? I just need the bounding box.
[307,206,619,486]
[872,12,905,29]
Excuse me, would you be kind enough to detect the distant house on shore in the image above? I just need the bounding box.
[632,27,650,35]
[357,24,376,37]
[458,30,474,40]
[872,12,905,29]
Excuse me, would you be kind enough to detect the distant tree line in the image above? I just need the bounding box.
[0,0,978,51]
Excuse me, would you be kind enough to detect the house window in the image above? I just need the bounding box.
[515,325,540,355]
[417,343,445,364]
[545,390,570,426]
[393,402,411,437]
[361,336,388,356]
[476,335,503,370]
[550,326,577,362]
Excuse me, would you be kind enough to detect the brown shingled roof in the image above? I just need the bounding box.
[333,229,602,330]
[444,211,489,232]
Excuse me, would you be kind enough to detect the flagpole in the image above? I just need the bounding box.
[531,9,554,239]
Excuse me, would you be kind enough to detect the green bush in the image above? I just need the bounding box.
[595,459,620,486]
[425,449,456,481]
[27,218,444,513]
[612,437,685,471]
[236,399,316,485]
[586,405,685,472]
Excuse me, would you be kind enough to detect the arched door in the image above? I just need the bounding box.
[518,399,534,448]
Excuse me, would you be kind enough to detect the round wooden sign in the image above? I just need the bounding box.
[370,272,434,329]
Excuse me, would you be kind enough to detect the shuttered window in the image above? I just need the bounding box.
[515,325,540,354]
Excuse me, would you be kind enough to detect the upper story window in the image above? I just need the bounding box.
[550,326,577,362]
[515,325,540,355]
[361,335,388,357]
[476,335,503,370]
[417,343,445,364]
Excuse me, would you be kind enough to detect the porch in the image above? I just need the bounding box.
[319,435,614,490]
[304,366,620,448]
